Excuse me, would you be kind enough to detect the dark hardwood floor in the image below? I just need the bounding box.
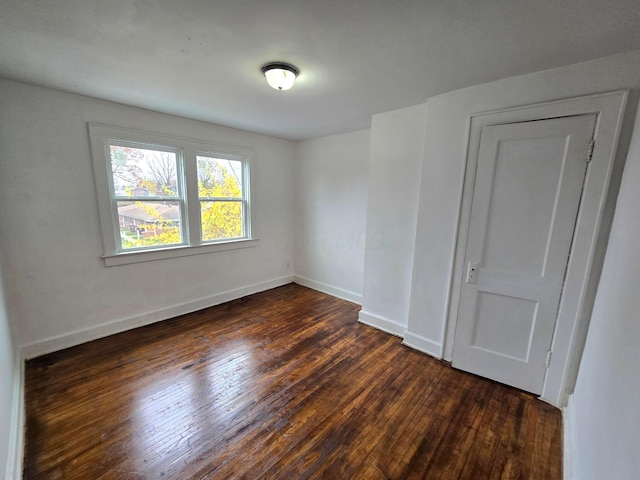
[24,284,562,479]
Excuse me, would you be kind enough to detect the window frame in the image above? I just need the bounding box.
[196,151,250,243]
[89,123,256,266]
[108,140,188,252]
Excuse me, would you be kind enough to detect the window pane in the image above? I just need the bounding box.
[110,145,179,197]
[197,156,243,198]
[200,201,243,241]
[117,201,182,249]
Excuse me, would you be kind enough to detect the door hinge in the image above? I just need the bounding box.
[545,350,553,369]
[586,138,595,163]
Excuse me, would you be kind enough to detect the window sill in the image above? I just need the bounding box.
[102,238,259,266]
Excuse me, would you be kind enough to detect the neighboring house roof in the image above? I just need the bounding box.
[131,187,151,196]
[117,203,180,223]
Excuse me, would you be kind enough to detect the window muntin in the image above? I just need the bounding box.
[89,124,255,265]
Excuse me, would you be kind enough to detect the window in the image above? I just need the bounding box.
[109,143,185,251]
[197,155,247,242]
[89,124,256,266]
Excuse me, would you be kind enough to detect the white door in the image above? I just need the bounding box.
[452,114,597,394]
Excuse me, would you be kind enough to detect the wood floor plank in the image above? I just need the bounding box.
[24,284,562,479]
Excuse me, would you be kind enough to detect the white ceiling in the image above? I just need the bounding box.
[0,0,638,140]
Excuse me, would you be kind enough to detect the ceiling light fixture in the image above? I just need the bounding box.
[261,62,299,91]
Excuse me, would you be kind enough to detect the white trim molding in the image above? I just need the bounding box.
[88,123,257,267]
[6,350,24,480]
[103,238,259,267]
[563,395,577,480]
[358,310,406,337]
[21,275,294,359]
[293,275,362,305]
[402,332,443,359]
[442,90,628,407]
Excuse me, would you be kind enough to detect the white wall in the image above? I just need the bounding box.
[566,107,640,480]
[0,258,19,480]
[0,78,295,356]
[405,51,640,369]
[294,130,370,303]
[358,103,428,335]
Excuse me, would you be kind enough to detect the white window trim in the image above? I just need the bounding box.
[88,123,257,266]
[196,150,251,243]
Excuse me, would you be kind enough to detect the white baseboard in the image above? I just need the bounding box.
[402,331,443,359]
[5,350,24,480]
[563,395,576,480]
[358,310,406,337]
[293,275,362,305]
[21,275,294,359]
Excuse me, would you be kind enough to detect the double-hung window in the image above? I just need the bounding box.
[197,154,248,242]
[89,124,255,266]
[108,142,186,250]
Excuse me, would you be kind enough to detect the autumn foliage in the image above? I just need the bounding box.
[111,145,244,250]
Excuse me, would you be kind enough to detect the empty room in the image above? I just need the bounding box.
[1,1,639,479]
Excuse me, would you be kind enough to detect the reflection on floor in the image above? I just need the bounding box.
[24,283,562,479]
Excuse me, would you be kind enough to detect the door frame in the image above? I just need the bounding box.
[443,91,628,406]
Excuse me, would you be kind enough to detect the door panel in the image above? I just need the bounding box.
[471,292,538,361]
[452,114,597,394]
[481,135,570,275]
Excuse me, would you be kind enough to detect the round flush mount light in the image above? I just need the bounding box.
[261,62,299,91]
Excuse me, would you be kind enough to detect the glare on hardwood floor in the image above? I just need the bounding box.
[24,284,562,479]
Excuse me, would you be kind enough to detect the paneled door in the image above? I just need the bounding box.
[452,114,596,394]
